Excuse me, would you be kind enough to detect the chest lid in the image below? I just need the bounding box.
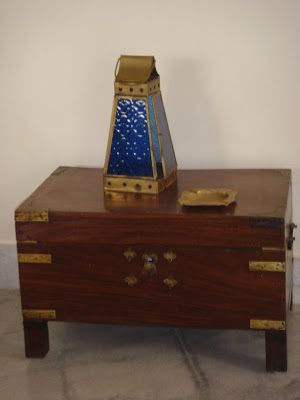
[15,167,291,249]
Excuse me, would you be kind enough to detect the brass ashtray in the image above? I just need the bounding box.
[179,188,237,207]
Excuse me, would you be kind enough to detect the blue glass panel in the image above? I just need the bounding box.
[107,98,153,177]
[148,95,161,164]
[154,94,176,175]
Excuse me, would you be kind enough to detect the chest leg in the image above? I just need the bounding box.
[23,320,49,358]
[265,331,287,372]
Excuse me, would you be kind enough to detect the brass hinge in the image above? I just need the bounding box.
[15,211,48,222]
[250,319,286,330]
[249,261,285,272]
[22,309,56,320]
[18,253,52,264]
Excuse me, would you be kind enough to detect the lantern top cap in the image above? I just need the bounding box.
[115,55,159,84]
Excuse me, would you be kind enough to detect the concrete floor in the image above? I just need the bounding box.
[1,290,300,400]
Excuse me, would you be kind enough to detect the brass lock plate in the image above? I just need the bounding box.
[142,252,158,275]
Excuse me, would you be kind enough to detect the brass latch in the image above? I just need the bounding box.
[288,223,297,250]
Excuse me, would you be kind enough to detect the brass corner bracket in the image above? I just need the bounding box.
[18,254,52,264]
[22,309,56,320]
[250,319,286,330]
[15,211,48,222]
[249,261,285,272]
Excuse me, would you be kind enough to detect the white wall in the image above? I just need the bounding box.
[0,0,299,255]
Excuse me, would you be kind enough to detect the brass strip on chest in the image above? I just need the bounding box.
[249,261,285,272]
[250,319,286,330]
[23,309,56,320]
[15,211,48,222]
[18,254,52,264]
[17,240,38,244]
[261,247,285,252]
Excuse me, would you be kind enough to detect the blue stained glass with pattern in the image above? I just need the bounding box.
[148,95,162,164]
[107,98,153,177]
[154,94,176,174]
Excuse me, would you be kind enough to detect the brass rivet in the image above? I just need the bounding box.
[124,274,138,287]
[164,275,178,289]
[163,250,176,263]
[123,248,137,262]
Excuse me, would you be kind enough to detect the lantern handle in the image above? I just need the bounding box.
[140,57,156,83]
[114,56,157,84]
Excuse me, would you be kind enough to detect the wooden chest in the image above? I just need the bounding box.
[15,167,295,371]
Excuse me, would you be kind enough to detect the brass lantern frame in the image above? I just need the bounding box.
[104,56,177,194]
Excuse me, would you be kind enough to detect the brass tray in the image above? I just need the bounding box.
[179,188,237,207]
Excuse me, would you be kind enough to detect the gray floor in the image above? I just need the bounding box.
[1,290,300,400]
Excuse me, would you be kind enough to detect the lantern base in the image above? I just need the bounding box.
[103,169,177,195]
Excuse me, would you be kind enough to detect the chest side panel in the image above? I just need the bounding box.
[285,183,294,315]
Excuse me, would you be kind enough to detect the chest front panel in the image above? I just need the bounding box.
[18,242,286,329]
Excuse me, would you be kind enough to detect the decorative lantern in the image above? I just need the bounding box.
[103,55,177,194]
